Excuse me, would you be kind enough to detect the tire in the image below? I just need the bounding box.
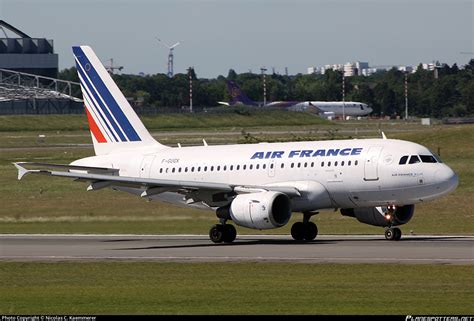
[291,222,305,241]
[209,224,224,243]
[385,228,395,240]
[223,224,237,243]
[304,222,318,241]
[393,227,402,240]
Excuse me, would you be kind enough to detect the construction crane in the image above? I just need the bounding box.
[155,37,180,78]
[104,58,123,75]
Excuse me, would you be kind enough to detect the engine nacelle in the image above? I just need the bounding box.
[340,205,415,227]
[229,191,292,229]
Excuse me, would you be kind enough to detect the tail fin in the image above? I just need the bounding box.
[72,46,165,155]
[226,80,258,106]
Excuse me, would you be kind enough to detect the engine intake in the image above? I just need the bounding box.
[340,205,414,227]
[229,191,292,229]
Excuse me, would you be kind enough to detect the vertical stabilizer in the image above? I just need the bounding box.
[72,46,166,155]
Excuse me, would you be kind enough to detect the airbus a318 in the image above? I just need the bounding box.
[14,46,458,243]
[219,80,373,118]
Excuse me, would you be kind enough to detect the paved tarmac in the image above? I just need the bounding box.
[1,234,472,264]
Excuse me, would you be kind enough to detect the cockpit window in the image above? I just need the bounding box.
[420,155,437,163]
[429,151,443,163]
[409,155,421,164]
[399,156,408,165]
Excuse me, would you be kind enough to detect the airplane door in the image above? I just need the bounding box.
[364,146,383,181]
[268,159,275,177]
[139,155,156,178]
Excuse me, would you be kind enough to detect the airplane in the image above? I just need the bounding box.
[14,46,458,243]
[218,80,373,118]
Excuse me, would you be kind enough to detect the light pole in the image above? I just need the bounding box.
[404,72,408,120]
[261,67,267,106]
[188,67,193,113]
[342,72,345,120]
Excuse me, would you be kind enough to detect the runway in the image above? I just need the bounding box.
[0,234,473,264]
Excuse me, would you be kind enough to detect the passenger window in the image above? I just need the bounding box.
[224,165,227,171]
[185,167,188,172]
[297,163,301,168]
[321,161,324,167]
[341,161,344,166]
[311,162,314,167]
[237,165,240,170]
[335,161,338,166]
[250,164,253,170]
[291,163,294,168]
[243,165,246,170]
[230,165,233,171]
[355,160,358,166]
[159,168,163,173]
[204,166,207,171]
[420,155,437,163]
[328,161,331,167]
[166,168,169,173]
[270,163,274,169]
[399,156,409,165]
[197,167,201,172]
[263,164,266,169]
[172,168,175,173]
[217,166,220,171]
[256,164,259,170]
[304,162,307,168]
[348,160,351,166]
[211,166,214,171]
[178,168,182,173]
[409,155,420,164]
[281,163,284,169]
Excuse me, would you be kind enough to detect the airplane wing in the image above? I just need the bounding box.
[13,162,301,203]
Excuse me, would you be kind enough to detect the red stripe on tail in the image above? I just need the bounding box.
[85,107,107,143]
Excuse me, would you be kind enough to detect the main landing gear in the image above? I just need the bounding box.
[290,212,318,241]
[385,227,402,241]
[209,222,237,243]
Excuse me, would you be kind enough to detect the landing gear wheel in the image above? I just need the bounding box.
[393,227,402,240]
[304,222,318,241]
[222,224,237,243]
[385,227,402,241]
[209,224,224,243]
[291,222,305,241]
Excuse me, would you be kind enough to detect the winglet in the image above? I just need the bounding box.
[381,132,387,140]
[13,162,30,180]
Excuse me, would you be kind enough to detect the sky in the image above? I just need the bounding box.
[0,0,472,78]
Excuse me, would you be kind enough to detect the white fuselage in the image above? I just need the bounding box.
[72,138,458,212]
[304,101,372,117]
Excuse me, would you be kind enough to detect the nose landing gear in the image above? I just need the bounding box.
[385,227,402,240]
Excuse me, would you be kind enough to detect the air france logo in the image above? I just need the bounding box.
[250,148,363,159]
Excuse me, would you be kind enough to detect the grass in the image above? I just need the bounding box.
[0,262,472,314]
[0,111,331,132]
[0,119,473,235]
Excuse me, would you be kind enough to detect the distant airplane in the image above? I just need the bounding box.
[14,45,458,244]
[218,80,373,118]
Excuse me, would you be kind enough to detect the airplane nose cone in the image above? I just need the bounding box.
[434,166,458,195]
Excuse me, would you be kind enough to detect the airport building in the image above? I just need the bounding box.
[0,20,82,114]
[0,20,58,78]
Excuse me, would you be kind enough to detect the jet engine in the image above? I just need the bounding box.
[229,191,292,229]
[340,205,415,227]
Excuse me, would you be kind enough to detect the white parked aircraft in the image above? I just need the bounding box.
[220,80,373,118]
[14,46,458,243]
